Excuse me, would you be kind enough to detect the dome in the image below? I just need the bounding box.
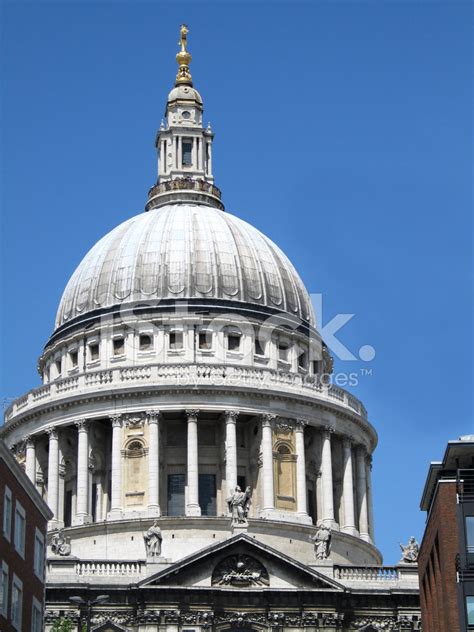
[55,204,315,330]
[167,84,203,105]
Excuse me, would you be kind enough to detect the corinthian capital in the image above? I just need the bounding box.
[146,410,161,424]
[111,415,123,428]
[74,419,89,432]
[261,413,276,428]
[295,419,308,433]
[185,409,200,422]
[45,426,58,440]
[223,410,239,423]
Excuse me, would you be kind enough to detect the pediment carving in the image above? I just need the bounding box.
[212,554,269,587]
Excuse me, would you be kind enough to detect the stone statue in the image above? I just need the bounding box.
[399,536,419,563]
[227,486,252,525]
[143,520,163,557]
[309,522,331,560]
[51,530,71,556]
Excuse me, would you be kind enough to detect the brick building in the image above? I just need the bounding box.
[419,435,474,631]
[0,438,53,631]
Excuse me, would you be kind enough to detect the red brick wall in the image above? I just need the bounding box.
[419,481,461,632]
[0,456,48,632]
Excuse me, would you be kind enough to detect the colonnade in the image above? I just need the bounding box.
[21,411,374,542]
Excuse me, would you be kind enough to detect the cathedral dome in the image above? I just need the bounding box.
[55,204,315,330]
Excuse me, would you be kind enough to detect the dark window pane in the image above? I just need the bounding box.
[167,474,185,516]
[466,516,474,551]
[199,474,216,516]
[167,422,186,447]
[182,140,193,166]
[198,424,216,446]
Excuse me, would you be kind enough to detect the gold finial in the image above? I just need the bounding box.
[175,24,193,86]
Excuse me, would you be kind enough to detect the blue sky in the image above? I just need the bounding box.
[1,1,472,563]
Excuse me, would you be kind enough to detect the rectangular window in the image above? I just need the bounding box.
[199,474,216,516]
[139,333,153,351]
[89,343,99,361]
[227,334,241,352]
[3,487,12,542]
[312,360,319,375]
[198,331,212,350]
[167,474,185,516]
[113,337,124,356]
[299,351,308,369]
[55,359,62,377]
[169,330,183,350]
[254,337,265,356]
[14,501,26,558]
[69,350,78,367]
[0,561,8,618]
[466,516,474,552]
[467,595,474,626]
[33,528,45,579]
[182,139,193,166]
[278,341,289,362]
[32,598,42,632]
[11,574,22,631]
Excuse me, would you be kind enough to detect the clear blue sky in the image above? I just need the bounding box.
[1,1,472,564]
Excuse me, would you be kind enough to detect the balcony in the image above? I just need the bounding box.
[457,469,474,502]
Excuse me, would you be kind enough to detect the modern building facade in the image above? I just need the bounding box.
[419,435,474,631]
[0,438,53,632]
[1,26,421,632]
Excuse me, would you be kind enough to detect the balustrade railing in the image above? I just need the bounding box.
[4,362,368,422]
[334,566,400,581]
[75,560,144,576]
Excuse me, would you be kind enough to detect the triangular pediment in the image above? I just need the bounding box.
[92,623,128,632]
[139,533,345,592]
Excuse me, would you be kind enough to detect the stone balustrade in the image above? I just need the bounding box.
[76,560,145,576]
[334,565,400,581]
[3,363,368,424]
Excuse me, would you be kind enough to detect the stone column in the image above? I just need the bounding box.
[356,445,370,542]
[178,136,182,168]
[366,454,375,543]
[186,409,201,516]
[207,141,213,175]
[192,137,197,168]
[295,420,309,518]
[197,138,201,170]
[320,426,335,527]
[25,436,36,485]
[224,410,239,496]
[341,437,357,535]
[46,427,60,525]
[260,414,276,513]
[147,410,161,517]
[108,415,123,520]
[73,419,90,525]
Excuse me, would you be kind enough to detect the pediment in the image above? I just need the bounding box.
[140,533,344,592]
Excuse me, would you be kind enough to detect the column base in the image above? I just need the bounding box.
[341,526,359,537]
[147,506,161,518]
[47,519,64,531]
[186,504,201,517]
[295,512,313,525]
[322,519,340,531]
[72,514,92,526]
[360,532,372,543]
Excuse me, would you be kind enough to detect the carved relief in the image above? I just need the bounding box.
[212,554,269,586]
